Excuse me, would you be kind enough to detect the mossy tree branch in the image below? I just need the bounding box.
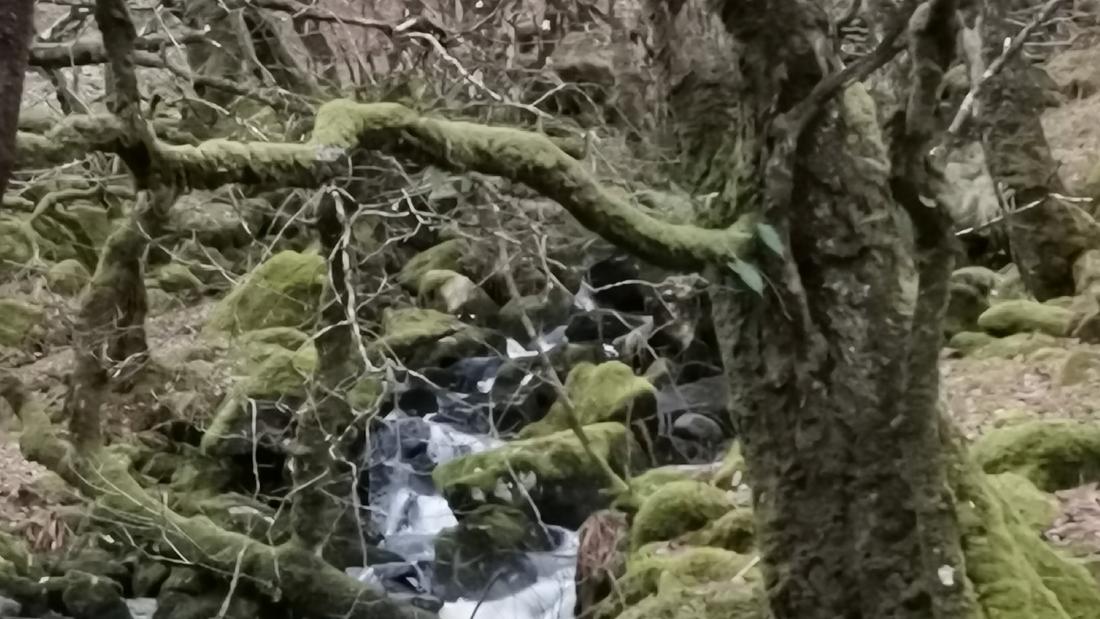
[17,100,755,270]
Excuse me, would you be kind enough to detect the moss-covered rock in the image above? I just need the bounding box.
[371,307,498,368]
[978,300,1074,337]
[205,250,325,334]
[154,263,204,293]
[520,361,655,438]
[1057,350,1100,386]
[416,269,498,319]
[972,421,1100,492]
[946,282,991,336]
[988,472,1058,532]
[61,569,131,619]
[970,332,1060,360]
[434,504,548,599]
[200,329,317,455]
[680,508,755,553]
[631,480,735,549]
[433,422,642,528]
[46,258,90,295]
[167,191,267,251]
[599,545,761,619]
[0,299,45,347]
[951,432,1100,619]
[397,239,466,290]
[613,580,764,619]
[953,266,1000,293]
[948,331,997,355]
[498,287,573,339]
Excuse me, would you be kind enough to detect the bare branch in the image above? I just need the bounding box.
[945,0,1066,136]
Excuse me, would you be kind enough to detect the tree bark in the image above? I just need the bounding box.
[971,0,1098,300]
[0,0,34,197]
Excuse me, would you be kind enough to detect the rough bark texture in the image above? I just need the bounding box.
[973,0,1099,300]
[0,0,34,197]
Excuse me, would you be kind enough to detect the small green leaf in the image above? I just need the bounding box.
[756,223,784,256]
[729,259,764,295]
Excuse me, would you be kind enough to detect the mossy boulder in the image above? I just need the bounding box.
[951,436,1100,619]
[46,258,91,295]
[988,472,1058,532]
[167,190,266,251]
[598,545,761,619]
[433,422,642,528]
[970,332,1060,360]
[397,239,467,290]
[0,299,45,347]
[631,480,735,549]
[434,504,549,599]
[1058,350,1100,386]
[978,300,1074,337]
[60,570,131,619]
[953,266,1000,293]
[153,263,204,293]
[680,508,755,553]
[498,287,574,339]
[946,281,991,336]
[205,250,325,334]
[416,269,498,319]
[948,331,997,355]
[371,307,498,368]
[520,361,655,438]
[972,421,1100,492]
[200,329,317,456]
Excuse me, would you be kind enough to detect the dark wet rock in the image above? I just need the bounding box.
[0,596,21,617]
[62,570,131,619]
[433,505,549,601]
[587,255,649,313]
[565,309,650,343]
[655,376,729,428]
[672,412,725,444]
[131,561,170,599]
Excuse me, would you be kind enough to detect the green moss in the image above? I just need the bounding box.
[397,239,466,290]
[977,300,1074,337]
[236,327,312,352]
[1057,351,1100,386]
[374,307,463,349]
[972,421,1100,492]
[0,299,44,347]
[347,376,383,410]
[631,480,735,549]
[681,508,755,553]
[712,443,747,488]
[154,263,204,293]
[948,331,997,355]
[952,266,1000,294]
[205,250,325,334]
[615,466,703,512]
[946,282,990,336]
[433,422,638,504]
[46,259,91,295]
[602,544,760,618]
[614,580,763,619]
[0,218,38,267]
[971,333,1060,360]
[952,440,1100,619]
[987,472,1058,532]
[521,362,655,438]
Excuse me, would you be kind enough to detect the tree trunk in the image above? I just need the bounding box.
[971,0,1100,300]
[0,0,34,196]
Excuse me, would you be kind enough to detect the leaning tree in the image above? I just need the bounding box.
[6,0,1099,617]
